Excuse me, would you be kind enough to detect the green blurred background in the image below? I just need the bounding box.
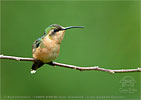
[0,1,140,100]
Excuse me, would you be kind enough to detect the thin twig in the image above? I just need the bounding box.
[0,54,141,74]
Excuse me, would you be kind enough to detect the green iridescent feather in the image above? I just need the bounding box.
[32,36,44,53]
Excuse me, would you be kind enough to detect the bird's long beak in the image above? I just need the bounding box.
[63,26,84,30]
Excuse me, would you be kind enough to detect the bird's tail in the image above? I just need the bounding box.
[31,61,44,74]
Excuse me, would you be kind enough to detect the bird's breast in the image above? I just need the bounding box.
[33,37,60,63]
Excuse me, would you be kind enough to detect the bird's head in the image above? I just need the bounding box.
[44,24,84,44]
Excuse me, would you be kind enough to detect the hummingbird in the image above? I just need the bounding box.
[31,24,84,74]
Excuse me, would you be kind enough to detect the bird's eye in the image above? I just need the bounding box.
[54,29,59,32]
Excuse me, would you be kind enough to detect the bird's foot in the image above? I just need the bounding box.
[47,62,55,66]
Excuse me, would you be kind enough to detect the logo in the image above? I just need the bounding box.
[119,76,137,93]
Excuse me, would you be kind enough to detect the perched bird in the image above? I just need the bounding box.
[31,24,84,74]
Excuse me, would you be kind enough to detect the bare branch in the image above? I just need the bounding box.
[0,55,34,61]
[0,54,141,74]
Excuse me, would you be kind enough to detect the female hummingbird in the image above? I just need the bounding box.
[31,24,84,74]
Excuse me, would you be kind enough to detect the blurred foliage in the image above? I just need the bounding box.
[0,1,140,100]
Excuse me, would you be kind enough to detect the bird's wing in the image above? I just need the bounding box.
[32,37,42,53]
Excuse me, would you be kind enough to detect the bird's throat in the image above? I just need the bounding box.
[47,30,65,44]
